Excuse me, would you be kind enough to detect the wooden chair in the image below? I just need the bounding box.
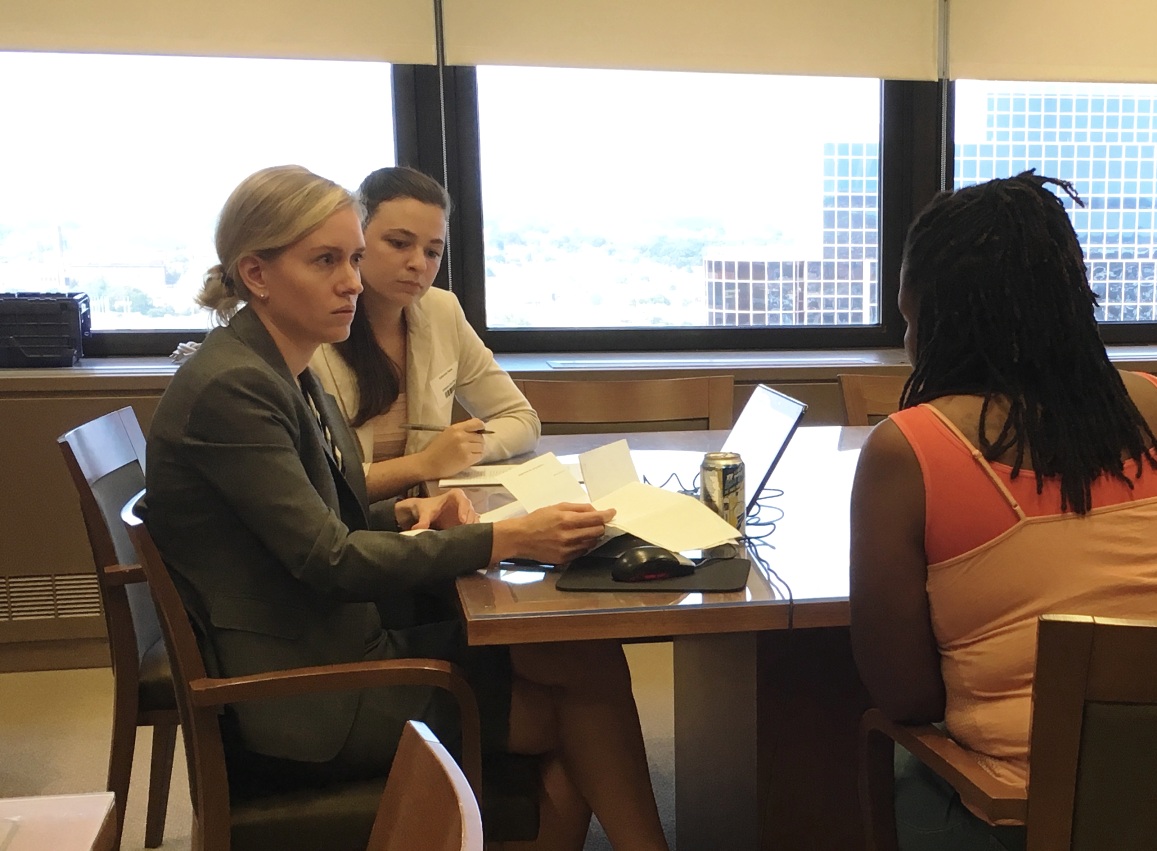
[513,375,734,434]
[366,720,484,851]
[121,490,539,850]
[836,373,910,426]
[57,407,177,849]
[860,614,1157,851]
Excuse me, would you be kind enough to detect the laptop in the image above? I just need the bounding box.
[719,384,808,517]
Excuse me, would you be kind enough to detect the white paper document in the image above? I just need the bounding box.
[593,480,739,552]
[438,464,522,487]
[578,440,640,502]
[498,453,589,512]
[484,441,739,551]
[440,462,582,488]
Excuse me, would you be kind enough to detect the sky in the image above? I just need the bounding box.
[0,52,394,269]
[477,66,881,248]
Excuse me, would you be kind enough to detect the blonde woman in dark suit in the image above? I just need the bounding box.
[143,166,669,851]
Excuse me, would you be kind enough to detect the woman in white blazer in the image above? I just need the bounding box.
[311,167,539,500]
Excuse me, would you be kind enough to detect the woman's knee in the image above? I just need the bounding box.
[507,677,559,754]
[510,640,631,690]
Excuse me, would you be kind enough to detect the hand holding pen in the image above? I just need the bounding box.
[402,422,494,435]
[407,418,490,480]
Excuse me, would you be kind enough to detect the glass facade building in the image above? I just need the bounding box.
[709,88,1157,327]
[956,91,1157,322]
[706,142,879,326]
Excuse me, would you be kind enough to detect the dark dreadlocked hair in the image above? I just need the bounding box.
[900,170,1157,514]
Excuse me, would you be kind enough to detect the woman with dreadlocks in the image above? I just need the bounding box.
[849,171,1157,850]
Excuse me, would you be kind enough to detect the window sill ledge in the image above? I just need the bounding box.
[2,346,1156,393]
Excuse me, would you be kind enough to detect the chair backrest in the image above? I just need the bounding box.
[122,490,232,850]
[1025,614,1157,851]
[57,407,160,666]
[836,373,909,426]
[513,375,734,435]
[366,720,484,851]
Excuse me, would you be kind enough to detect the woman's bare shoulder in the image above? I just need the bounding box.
[856,418,923,489]
[1120,369,1157,430]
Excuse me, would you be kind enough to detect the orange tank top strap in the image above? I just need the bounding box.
[918,404,1027,521]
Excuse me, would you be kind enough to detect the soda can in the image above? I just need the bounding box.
[700,451,746,533]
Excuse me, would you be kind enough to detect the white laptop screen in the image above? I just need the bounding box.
[721,384,808,515]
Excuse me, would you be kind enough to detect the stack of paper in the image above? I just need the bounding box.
[439,462,582,487]
[480,440,739,552]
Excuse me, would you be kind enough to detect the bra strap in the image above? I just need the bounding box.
[919,404,1027,520]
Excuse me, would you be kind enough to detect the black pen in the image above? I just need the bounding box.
[401,423,495,435]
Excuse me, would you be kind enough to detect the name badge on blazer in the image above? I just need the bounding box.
[436,365,456,400]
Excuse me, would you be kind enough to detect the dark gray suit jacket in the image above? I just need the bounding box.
[142,307,492,762]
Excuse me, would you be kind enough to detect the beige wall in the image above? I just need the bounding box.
[0,369,167,670]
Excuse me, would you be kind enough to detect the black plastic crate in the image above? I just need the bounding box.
[0,292,91,367]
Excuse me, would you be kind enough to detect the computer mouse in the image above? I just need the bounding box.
[611,545,695,582]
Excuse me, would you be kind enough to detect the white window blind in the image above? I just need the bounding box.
[1,0,436,63]
[442,0,938,81]
[949,0,1157,83]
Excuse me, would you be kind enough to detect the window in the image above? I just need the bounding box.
[955,80,1157,324]
[475,67,881,332]
[0,52,394,337]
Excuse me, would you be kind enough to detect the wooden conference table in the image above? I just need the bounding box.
[453,425,874,851]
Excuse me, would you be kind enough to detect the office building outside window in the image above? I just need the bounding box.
[956,81,1157,322]
[706,142,879,326]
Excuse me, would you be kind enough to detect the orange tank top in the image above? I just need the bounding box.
[889,391,1157,817]
[890,375,1157,564]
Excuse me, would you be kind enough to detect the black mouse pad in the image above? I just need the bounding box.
[557,534,750,592]
[555,556,751,592]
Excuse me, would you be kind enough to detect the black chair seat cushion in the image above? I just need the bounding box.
[482,752,541,841]
[137,636,177,712]
[226,745,541,847]
[231,777,384,851]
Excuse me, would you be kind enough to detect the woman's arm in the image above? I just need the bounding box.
[361,296,538,499]
[449,302,540,462]
[363,426,485,501]
[849,419,945,723]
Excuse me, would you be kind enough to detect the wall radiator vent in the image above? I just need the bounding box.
[0,573,102,621]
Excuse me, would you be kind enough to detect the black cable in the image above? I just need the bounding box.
[641,471,697,497]
[744,540,795,631]
[743,489,785,536]
[687,541,741,569]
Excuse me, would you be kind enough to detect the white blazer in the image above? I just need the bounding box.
[311,287,540,472]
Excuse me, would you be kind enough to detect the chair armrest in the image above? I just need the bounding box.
[188,657,482,794]
[187,658,472,706]
[861,708,1026,836]
[102,563,146,586]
